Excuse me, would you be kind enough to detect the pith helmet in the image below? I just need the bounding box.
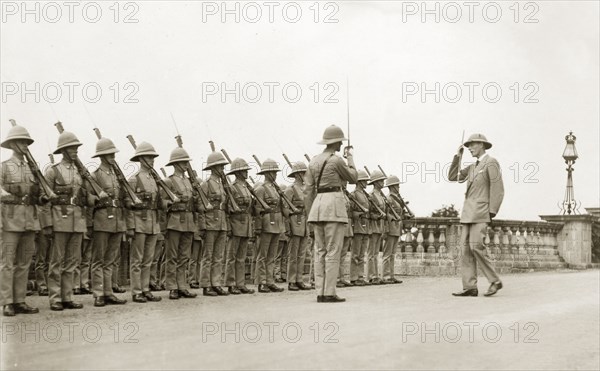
[287,161,307,178]
[357,170,369,182]
[385,175,401,187]
[367,169,386,184]
[227,158,251,174]
[464,133,492,149]
[203,151,229,171]
[54,131,82,154]
[257,158,281,174]
[166,147,192,166]
[1,124,34,149]
[92,137,119,158]
[317,125,348,145]
[130,141,159,162]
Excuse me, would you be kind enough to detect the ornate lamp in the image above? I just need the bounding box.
[561,132,579,215]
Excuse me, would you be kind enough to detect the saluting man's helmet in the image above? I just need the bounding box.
[385,175,401,188]
[367,169,387,185]
[287,161,307,178]
[166,147,192,166]
[357,170,369,182]
[463,133,492,149]
[227,158,251,175]
[130,142,159,162]
[92,137,119,158]
[317,125,348,145]
[257,158,281,174]
[54,131,83,154]
[203,151,229,171]
[1,124,34,149]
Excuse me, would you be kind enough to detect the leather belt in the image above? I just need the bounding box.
[317,187,341,194]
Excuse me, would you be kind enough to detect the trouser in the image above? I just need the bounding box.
[0,231,36,306]
[274,239,288,280]
[200,230,226,288]
[254,232,280,285]
[312,222,345,296]
[367,233,382,280]
[112,238,130,287]
[130,233,158,295]
[287,235,308,284]
[461,223,500,289]
[150,238,165,286]
[338,236,352,281]
[189,239,202,284]
[225,235,249,287]
[165,230,193,290]
[35,233,51,291]
[76,236,93,290]
[48,232,82,304]
[383,235,399,280]
[91,231,123,297]
[350,233,369,281]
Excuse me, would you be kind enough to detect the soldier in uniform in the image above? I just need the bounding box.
[127,142,164,303]
[163,147,200,300]
[449,133,504,297]
[254,159,285,293]
[382,175,404,284]
[366,170,387,285]
[224,158,256,294]
[284,162,311,291]
[88,136,128,307]
[0,123,42,316]
[349,170,371,286]
[76,207,94,294]
[34,210,51,296]
[199,151,230,296]
[44,130,88,310]
[149,211,167,291]
[304,125,358,303]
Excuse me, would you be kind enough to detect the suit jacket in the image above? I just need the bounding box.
[448,153,504,224]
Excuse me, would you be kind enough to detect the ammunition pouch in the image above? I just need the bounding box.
[1,194,36,205]
[95,197,122,209]
[51,194,85,207]
[4,183,40,199]
[170,200,193,212]
[131,192,158,210]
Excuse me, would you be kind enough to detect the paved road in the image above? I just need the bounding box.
[1,270,599,370]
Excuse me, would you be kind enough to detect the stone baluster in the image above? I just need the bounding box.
[510,226,519,255]
[416,225,424,254]
[404,225,414,254]
[427,226,436,254]
[493,226,501,256]
[502,226,511,256]
[527,226,536,255]
[438,225,447,256]
[518,225,527,255]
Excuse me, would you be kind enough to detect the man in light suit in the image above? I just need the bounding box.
[448,133,504,297]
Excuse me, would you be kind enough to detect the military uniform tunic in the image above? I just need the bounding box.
[382,193,404,280]
[350,187,370,281]
[367,188,386,280]
[0,155,42,306]
[225,179,254,287]
[200,174,228,288]
[285,180,309,284]
[254,181,285,285]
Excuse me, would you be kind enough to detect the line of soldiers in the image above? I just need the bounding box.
[1,122,410,316]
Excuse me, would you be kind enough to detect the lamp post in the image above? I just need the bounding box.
[561,131,579,215]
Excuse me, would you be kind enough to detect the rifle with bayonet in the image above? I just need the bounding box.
[126,135,180,203]
[377,165,414,219]
[54,122,108,199]
[252,155,299,214]
[7,119,57,201]
[374,165,402,221]
[221,149,271,212]
[92,127,142,205]
[172,135,213,211]
[362,166,387,218]
[208,141,241,213]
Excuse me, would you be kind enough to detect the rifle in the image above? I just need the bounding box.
[54,122,108,199]
[173,134,213,211]
[92,127,142,205]
[160,167,168,178]
[252,155,299,214]
[375,165,401,221]
[126,135,180,203]
[304,153,368,213]
[221,149,270,212]
[362,166,387,218]
[377,165,414,219]
[8,119,57,200]
[207,141,241,213]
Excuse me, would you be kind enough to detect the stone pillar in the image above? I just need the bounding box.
[539,215,595,269]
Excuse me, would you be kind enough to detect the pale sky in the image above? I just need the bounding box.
[1,0,598,220]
